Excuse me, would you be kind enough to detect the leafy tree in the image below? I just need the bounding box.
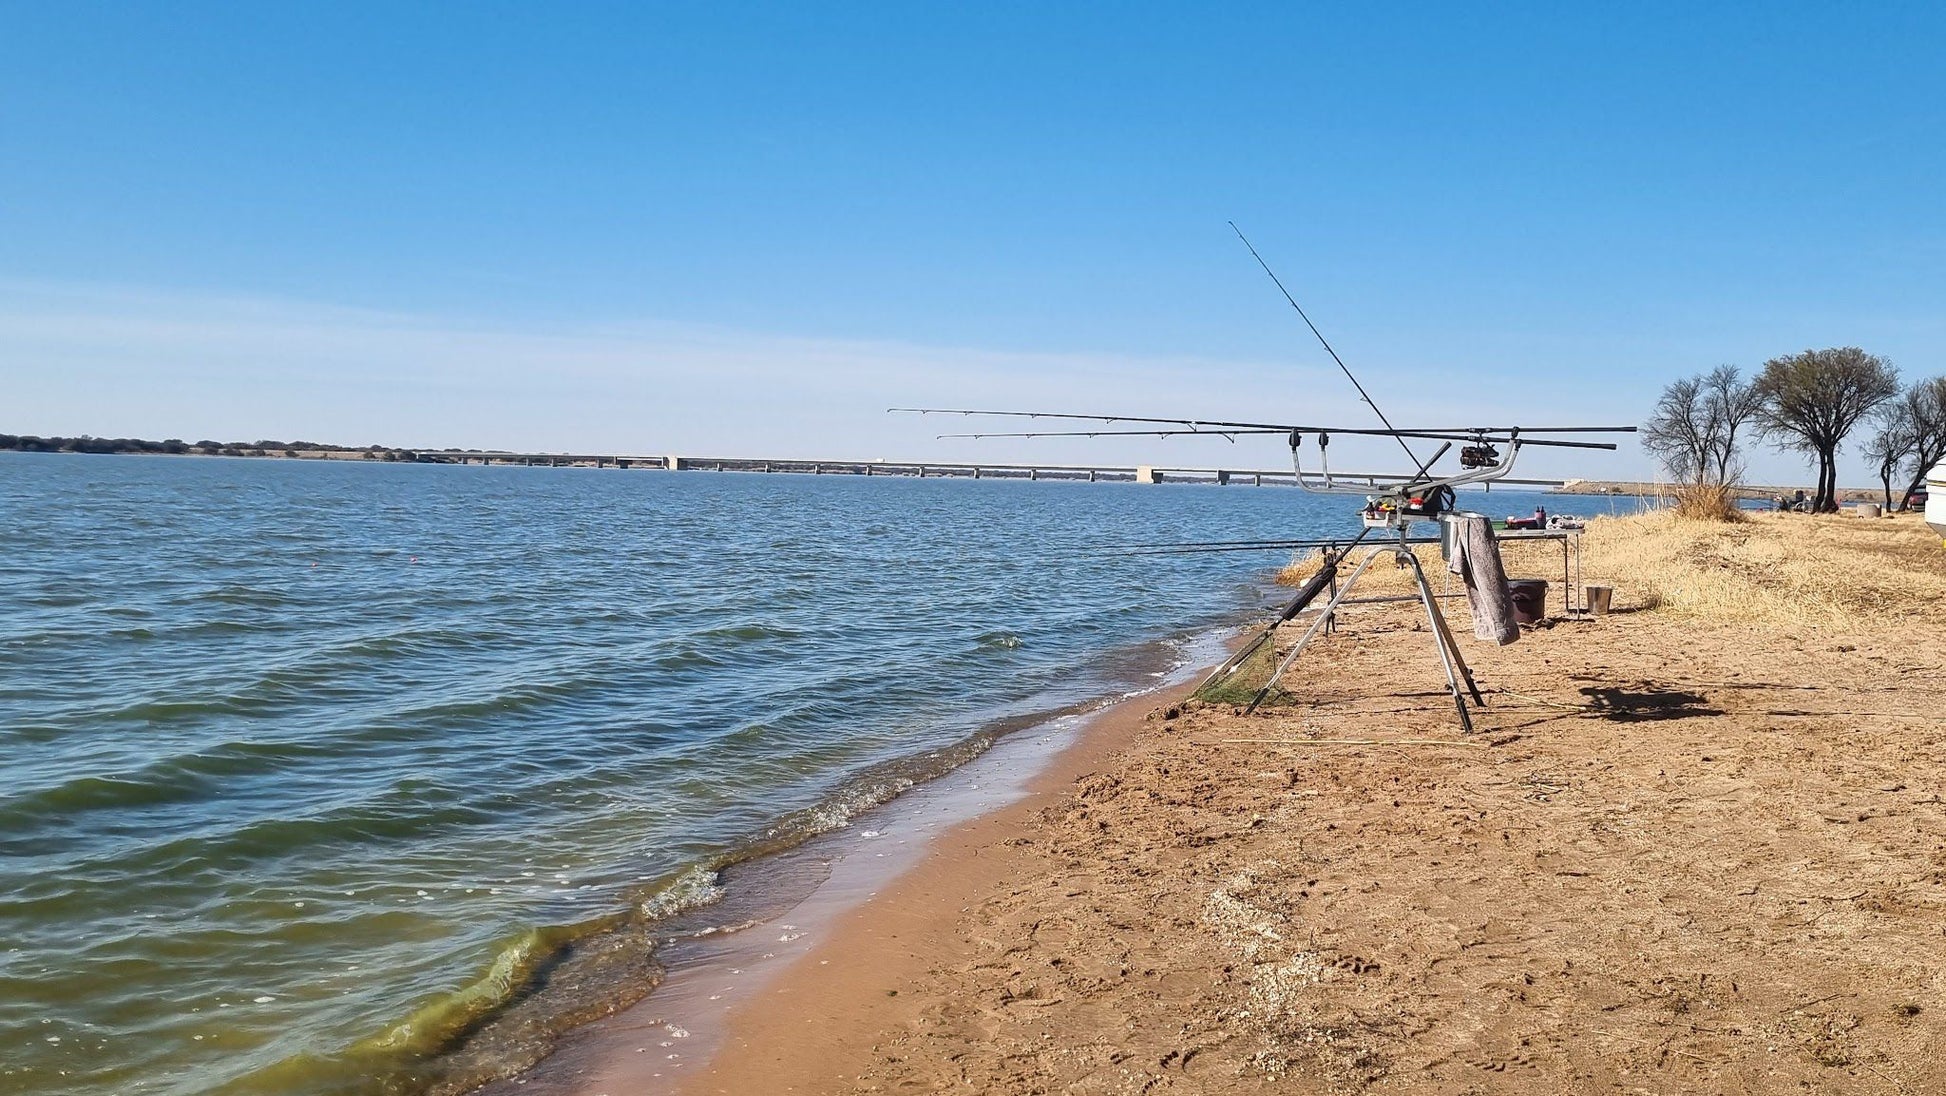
[1641,365,1762,485]
[1752,348,1899,512]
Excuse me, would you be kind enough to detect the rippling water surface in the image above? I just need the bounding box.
[0,453,1561,1094]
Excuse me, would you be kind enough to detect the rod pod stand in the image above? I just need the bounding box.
[1244,525,1485,733]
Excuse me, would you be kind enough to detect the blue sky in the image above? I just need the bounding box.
[3,3,1942,483]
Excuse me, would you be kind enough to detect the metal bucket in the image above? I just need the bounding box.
[1584,584,1613,616]
[1507,579,1549,624]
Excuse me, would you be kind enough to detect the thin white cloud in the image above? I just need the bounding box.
[0,276,1691,481]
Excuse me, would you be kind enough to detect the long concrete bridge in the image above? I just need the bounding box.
[412,451,1565,488]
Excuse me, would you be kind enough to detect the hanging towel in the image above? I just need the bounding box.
[1446,513,1520,645]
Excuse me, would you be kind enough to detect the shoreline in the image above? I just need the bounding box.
[621,511,1946,1094]
[1554,478,1885,503]
[467,631,1233,1095]
[662,680,1212,1096]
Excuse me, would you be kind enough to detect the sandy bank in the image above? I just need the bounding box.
[646,511,1946,1095]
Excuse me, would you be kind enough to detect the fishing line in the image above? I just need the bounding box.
[1228,221,1423,469]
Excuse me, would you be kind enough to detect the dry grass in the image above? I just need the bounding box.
[1580,508,1946,626]
[1669,481,1747,522]
[1275,544,1442,593]
[1274,510,1946,629]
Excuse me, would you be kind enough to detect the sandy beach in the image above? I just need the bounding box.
[556,510,1946,1095]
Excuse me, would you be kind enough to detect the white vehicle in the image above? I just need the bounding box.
[1927,459,1946,540]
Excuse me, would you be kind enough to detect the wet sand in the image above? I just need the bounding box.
[662,589,1946,1092]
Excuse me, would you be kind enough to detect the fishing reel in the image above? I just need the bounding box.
[1459,442,1500,469]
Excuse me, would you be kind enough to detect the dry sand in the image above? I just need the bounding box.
[595,512,1946,1095]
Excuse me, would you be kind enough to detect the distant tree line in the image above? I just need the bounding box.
[1643,347,1940,514]
[0,434,432,461]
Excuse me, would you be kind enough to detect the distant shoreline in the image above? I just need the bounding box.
[1556,478,1881,503]
[0,438,1564,489]
[4,438,1876,499]
[0,432,430,462]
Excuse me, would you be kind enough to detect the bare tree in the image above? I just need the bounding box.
[1752,348,1900,512]
[1894,376,1946,510]
[1641,365,1761,484]
[1861,400,1917,510]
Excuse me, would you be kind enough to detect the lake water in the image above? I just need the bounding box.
[0,453,1564,1095]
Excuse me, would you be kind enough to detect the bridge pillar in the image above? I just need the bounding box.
[1216,470,1231,485]
[972,467,981,479]
[1088,469,1097,482]
[1254,473,1263,486]
[1136,466,1162,484]
[1030,468,1038,480]
[664,455,685,471]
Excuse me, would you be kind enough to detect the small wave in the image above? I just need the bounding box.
[976,630,1024,650]
[694,622,803,643]
[194,584,291,608]
[359,927,559,1055]
[749,735,997,851]
[179,617,279,637]
[0,772,203,825]
[798,777,915,836]
[325,915,662,1095]
[97,692,280,725]
[639,865,724,921]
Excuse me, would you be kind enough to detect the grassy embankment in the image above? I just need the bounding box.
[1281,509,1946,624]
[1203,509,1946,705]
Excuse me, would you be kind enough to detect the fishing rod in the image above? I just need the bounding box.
[896,414,1631,450]
[895,408,1637,437]
[931,427,1620,452]
[1089,534,1407,551]
[1229,221,1421,468]
[1108,536,1442,557]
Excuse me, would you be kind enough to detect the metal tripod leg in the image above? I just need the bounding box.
[1244,545,1388,713]
[1401,551,1483,733]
